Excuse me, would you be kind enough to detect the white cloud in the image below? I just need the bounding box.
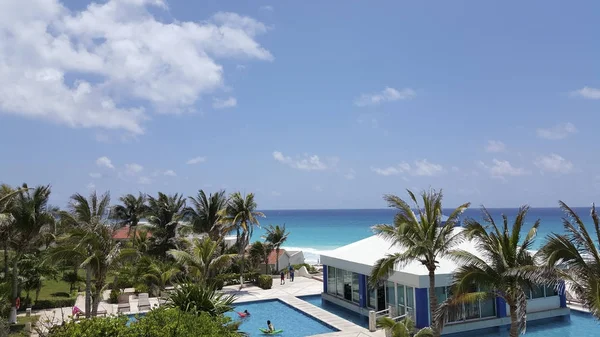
[534,154,573,174]
[236,64,246,70]
[86,182,96,190]
[536,123,577,140]
[163,170,177,177]
[138,176,152,184]
[89,172,102,179]
[212,97,237,109]
[371,160,443,177]
[272,151,334,171]
[570,87,600,100]
[96,156,114,169]
[260,5,274,11]
[186,156,206,165]
[0,1,272,134]
[354,87,416,107]
[344,169,356,180]
[125,163,144,175]
[485,140,506,153]
[478,159,530,179]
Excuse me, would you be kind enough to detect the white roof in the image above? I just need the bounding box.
[320,227,480,277]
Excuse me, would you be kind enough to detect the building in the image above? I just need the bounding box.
[112,225,152,241]
[319,227,569,335]
[259,249,306,274]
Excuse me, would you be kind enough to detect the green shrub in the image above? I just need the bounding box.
[32,298,76,310]
[109,289,120,304]
[256,275,272,289]
[134,284,149,295]
[212,278,224,290]
[214,272,260,286]
[292,263,317,274]
[167,283,236,316]
[47,308,241,337]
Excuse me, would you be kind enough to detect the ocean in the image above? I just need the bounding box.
[248,207,593,264]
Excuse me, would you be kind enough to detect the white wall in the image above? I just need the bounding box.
[288,252,305,265]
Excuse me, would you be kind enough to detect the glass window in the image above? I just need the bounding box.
[336,268,344,297]
[531,285,545,299]
[352,273,360,303]
[386,281,396,307]
[406,287,414,309]
[545,285,558,296]
[480,297,495,318]
[435,286,447,304]
[327,266,336,295]
[397,285,405,306]
[367,276,377,309]
[343,270,352,301]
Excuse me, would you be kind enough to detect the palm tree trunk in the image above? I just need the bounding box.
[9,258,18,324]
[275,247,280,274]
[239,235,246,287]
[85,265,92,318]
[509,304,519,337]
[92,279,104,317]
[428,268,440,337]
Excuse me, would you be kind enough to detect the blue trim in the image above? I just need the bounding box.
[323,265,328,293]
[495,297,507,317]
[358,274,367,308]
[559,280,567,308]
[414,288,429,328]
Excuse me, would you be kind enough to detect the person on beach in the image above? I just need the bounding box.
[290,268,295,282]
[267,320,274,333]
[280,271,285,285]
[288,264,293,279]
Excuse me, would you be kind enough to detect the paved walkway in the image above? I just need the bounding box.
[222,277,385,337]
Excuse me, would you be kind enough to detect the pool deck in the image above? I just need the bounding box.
[222,276,385,337]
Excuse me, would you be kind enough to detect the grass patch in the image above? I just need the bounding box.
[8,315,39,337]
[35,279,74,302]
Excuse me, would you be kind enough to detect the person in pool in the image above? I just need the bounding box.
[244,310,250,315]
[267,320,274,333]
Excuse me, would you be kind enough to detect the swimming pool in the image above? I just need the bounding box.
[226,299,338,337]
[297,295,369,329]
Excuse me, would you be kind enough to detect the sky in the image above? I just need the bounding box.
[1,0,599,210]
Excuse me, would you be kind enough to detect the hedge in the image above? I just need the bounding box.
[32,298,76,310]
[256,275,272,290]
[215,272,260,286]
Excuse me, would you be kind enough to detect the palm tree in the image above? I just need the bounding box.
[220,192,265,287]
[56,191,112,317]
[168,237,235,284]
[369,189,469,337]
[112,193,148,233]
[6,185,54,323]
[249,241,272,273]
[167,282,236,317]
[536,201,600,319]
[434,206,540,337]
[0,184,30,278]
[138,257,180,297]
[185,190,229,240]
[264,224,289,273]
[146,192,186,258]
[377,316,434,337]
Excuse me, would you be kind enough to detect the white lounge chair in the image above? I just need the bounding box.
[117,294,130,313]
[138,293,151,311]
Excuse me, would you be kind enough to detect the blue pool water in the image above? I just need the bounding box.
[226,299,338,337]
[298,295,369,329]
[126,313,144,326]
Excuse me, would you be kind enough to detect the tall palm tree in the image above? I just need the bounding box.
[6,185,54,323]
[536,201,600,319]
[168,237,235,283]
[184,190,231,241]
[137,257,179,297]
[112,193,148,233]
[434,206,540,337]
[0,184,30,278]
[249,241,273,273]
[264,224,289,273]
[146,192,186,258]
[220,192,265,287]
[58,191,112,317]
[369,189,469,337]
[377,316,434,337]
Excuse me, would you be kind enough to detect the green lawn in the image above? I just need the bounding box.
[9,315,39,337]
[35,278,74,301]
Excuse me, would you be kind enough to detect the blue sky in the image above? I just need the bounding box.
[1,0,599,209]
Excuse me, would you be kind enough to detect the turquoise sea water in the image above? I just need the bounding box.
[249,208,590,263]
[226,299,338,337]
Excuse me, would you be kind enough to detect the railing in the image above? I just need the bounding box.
[368,307,414,333]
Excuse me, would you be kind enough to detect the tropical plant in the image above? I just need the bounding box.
[184,190,229,240]
[249,241,272,272]
[166,283,236,317]
[146,193,186,258]
[19,252,59,302]
[112,193,148,233]
[434,206,540,337]
[369,189,469,337]
[264,224,289,273]
[6,185,54,323]
[535,202,600,319]
[220,192,264,287]
[377,316,434,337]
[137,257,179,296]
[168,237,235,284]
